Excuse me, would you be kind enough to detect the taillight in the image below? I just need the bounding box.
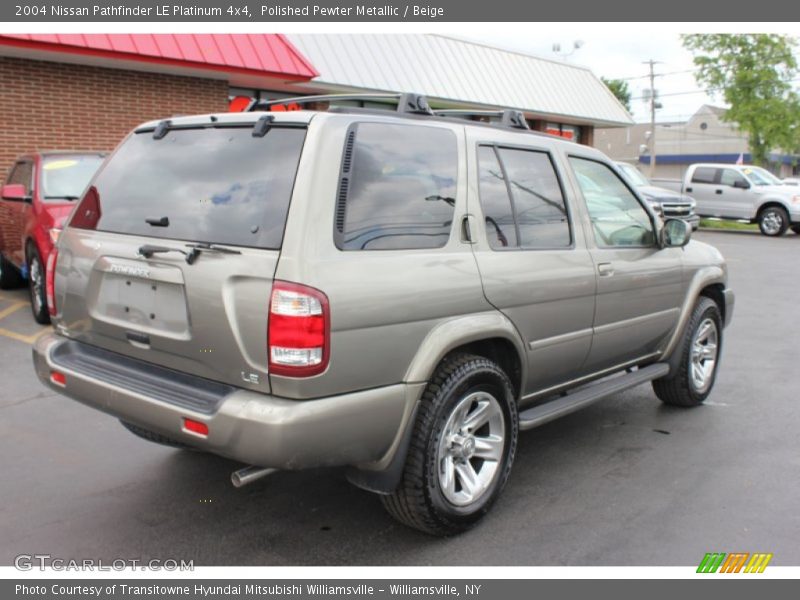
[46,248,58,316]
[268,281,330,377]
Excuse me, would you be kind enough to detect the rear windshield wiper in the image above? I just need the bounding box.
[138,243,242,265]
[138,244,191,262]
[185,242,242,264]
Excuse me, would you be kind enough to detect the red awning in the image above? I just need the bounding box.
[0,34,318,82]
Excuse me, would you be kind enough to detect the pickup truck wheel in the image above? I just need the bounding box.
[26,246,50,324]
[653,297,722,406]
[381,353,518,536]
[0,252,23,289]
[120,420,195,450]
[758,206,789,236]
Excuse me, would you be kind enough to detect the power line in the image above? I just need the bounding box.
[617,67,699,81]
[628,76,800,101]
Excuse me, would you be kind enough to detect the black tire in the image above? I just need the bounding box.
[26,245,50,324]
[381,353,518,536]
[0,251,23,289]
[758,205,789,236]
[653,297,722,407]
[120,420,194,450]
[791,225,800,235]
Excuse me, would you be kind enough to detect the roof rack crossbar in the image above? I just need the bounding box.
[248,92,433,115]
[433,109,530,130]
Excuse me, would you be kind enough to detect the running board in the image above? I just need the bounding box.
[518,363,670,431]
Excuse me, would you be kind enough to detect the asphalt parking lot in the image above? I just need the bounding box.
[1,230,799,566]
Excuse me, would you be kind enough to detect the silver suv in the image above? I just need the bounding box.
[33,94,734,536]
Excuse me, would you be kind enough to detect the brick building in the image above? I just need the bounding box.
[0,34,317,178]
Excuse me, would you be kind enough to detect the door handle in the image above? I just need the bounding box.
[686,187,693,193]
[597,262,614,277]
[715,189,723,195]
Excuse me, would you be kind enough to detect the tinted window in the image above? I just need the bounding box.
[41,155,104,202]
[498,148,570,248]
[570,157,655,247]
[339,123,457,250]
[8,162,33,193]
[477,146,517,248]
[720,169,747,187]
[72,127,305,249]
[691,167,717,184]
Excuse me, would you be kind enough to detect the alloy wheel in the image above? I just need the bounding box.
[437,391,506,507]
[690,317,718,393]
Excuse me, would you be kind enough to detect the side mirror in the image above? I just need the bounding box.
[733,179,750,190]
[662,218,692,248]
[1,183,30,202]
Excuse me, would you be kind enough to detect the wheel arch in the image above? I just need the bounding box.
[403,312,527,400]
[699,283,726,325]
[348,313,526,495]
[756,199,791,218]
[661,267,727,374]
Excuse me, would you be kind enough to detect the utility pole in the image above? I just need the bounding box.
[643,59,661,178]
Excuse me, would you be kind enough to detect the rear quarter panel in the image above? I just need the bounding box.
[273,114,495,399]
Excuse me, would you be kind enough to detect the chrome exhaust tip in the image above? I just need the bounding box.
[231,465,278,488]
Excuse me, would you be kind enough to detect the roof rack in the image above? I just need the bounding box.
[247,93,535,133]
[248,93,434,115]
[433,109,530,130]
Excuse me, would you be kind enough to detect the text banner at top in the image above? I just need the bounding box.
[2,0,800,22]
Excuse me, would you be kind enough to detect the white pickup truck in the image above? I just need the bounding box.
[652,163,800,236]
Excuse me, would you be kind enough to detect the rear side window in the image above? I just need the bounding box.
[477,145,571,249]
[337,123,457,250]
[691,167,717,184]
[71,127,306,249]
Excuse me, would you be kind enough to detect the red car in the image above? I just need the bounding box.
[0,152,105,323]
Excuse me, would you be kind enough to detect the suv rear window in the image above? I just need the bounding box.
[337,123,458,250]
[71,126,305,249]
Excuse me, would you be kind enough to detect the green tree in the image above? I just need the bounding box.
[682,34,800,166]
[601,77,632,112]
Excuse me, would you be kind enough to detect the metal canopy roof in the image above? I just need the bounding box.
[288,34,633,128]
[0,34,318,82]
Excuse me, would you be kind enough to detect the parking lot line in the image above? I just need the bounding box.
[0,326,47,345]
[0,301,27,321]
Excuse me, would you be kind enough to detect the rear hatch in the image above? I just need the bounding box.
[54,115,309,393]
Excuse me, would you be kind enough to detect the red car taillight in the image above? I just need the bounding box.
[46,248,58,316]
[268,281,330,377]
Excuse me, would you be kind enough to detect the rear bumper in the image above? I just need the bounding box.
[33,333,421,470]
